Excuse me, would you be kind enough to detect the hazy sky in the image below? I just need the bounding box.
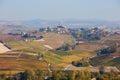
[0,0,120,21]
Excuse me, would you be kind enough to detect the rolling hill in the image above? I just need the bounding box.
[90,35,120,69]
[0,32,95,70]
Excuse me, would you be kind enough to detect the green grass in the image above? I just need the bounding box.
[69,50,95,55]
[6,40,45,53]
[50,50,70,56]
[5,39,96,69]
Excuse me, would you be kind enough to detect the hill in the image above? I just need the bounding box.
[0,32,95,70]
[0,19,120,28]
[42,32,75,49]
[90,34,120,69]
[0,24,38,34]
[106,57,120,69]
[6,32,74,50]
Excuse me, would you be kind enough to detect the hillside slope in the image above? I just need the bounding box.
[35,32,75,49]
[0,42,10,53]
[3,32,96,69]
[90,45,120,69]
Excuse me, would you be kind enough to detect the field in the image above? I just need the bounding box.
[0,34,21,41]
[90,47,120,69]
[42,32,75,49]
[44,50,95,67]
[75,42,104,51]
[0,45,94,70]
[0,32,96,71]
[90,35,120,69]
[0,53,48,70]
[3,32,120,72]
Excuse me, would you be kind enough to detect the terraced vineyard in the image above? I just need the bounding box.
[0,33,95,71]
[1,32,120,74]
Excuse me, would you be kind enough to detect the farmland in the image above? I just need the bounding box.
[0,29,120,77]
[0,32,96,71]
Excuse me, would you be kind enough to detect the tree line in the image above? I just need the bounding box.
[0,69,120,80]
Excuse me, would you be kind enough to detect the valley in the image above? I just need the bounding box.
[0,24,120,80]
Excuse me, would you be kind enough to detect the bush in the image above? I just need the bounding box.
[97,46,116,55]
[72,58,90,67]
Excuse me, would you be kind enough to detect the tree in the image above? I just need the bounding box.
[78,70,85,80]
[84,69,91,80]
[52,71,64,80]
[71,71,76,80]
[24,70,37,80]
[39,36,44,39]
[99,65,105,74]
[67,71,77,80]
[22,34,30,38]
[0,74,6,80]
[35,70,44,80]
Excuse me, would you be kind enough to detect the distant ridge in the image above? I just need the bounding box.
[0,19,120,28]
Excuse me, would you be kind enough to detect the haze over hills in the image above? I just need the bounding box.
[0,0,120,79]
[0,19,120,29]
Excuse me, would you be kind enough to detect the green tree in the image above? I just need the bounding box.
[52,71,63,80]
[35,70,44,80]
[67,71,76,80]
[79,70,85,80]
[0,74,6,80]
[71,70,77,80]
[25,70,37,80]
[99,65,105,74]
[84,69,91,80]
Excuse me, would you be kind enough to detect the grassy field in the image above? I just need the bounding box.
[5,33,120,71]
[4,33,120,73]
[89,34,120,69]
[90,50,120,67]
[0,57,48,70]
[42,32,75,48]
[44,50,95,66]
[75,42,104,51]
[6,32,74,50]
[1,38,95,70]
[0,32,98,72]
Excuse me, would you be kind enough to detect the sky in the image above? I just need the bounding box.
[0,0,120,21]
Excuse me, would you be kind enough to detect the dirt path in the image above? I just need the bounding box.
[63,64,120,72]
[44,45,53,49]
[48,63,52,72]
[0,42,11,53]
[63,64,73,71]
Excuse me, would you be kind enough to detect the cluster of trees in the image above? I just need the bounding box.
[50,50,70,56]
[70,27,109,41]
[0,69,120,80]
[97,46,116,55]
[95,70,120,80]
[56,44,75,51]
[72,58,90,67]
[22,33,44,39]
